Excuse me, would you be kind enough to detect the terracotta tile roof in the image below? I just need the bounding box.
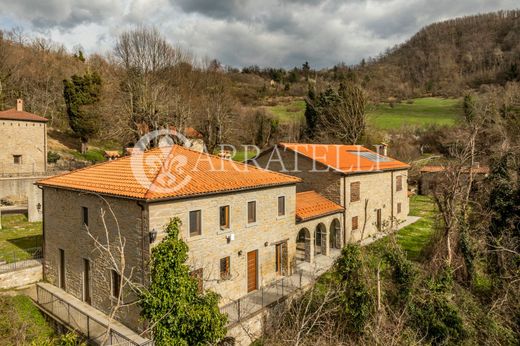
[0,108,48,123]
[420,165,490,174]
[279,143,409,174]
[296,191,344,222]
[37,145,300,200]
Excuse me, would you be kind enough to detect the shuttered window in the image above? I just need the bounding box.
[397,203,402,214]
[82,207,89,227]
[350,182,360,202]
[352,216,359,230]
[190,268,203,292]
[220,257,230,280]
[189,210,201,236]
[278,196,285,216]
[219,206,230,229]
[396,176,403,191]
[248,201,256,223]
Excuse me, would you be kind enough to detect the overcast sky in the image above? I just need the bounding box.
[0,1,518,68]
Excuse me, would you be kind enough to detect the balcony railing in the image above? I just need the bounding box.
[220,273,304,326]
[36,284,153,346]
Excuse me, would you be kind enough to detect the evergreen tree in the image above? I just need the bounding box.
[63,72,102,153]
[140,218,227,345]
[304,85,318,139]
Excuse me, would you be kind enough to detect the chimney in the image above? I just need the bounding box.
[381,143,388,156]
[374,143,388,156]
[16,99,23,112]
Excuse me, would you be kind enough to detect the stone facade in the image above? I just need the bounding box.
[254,147,409,242]
[148,184,297,303]
[0,119,47,175]
[42,188,147,331]
[42,183,299,331]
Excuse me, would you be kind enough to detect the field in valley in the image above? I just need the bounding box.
[266,97,463,130]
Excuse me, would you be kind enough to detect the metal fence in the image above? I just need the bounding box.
[220,274,303,325]
[36,285,153,346]
[0,247,42,273]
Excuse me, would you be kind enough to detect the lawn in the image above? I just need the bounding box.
[266,97,462,130]
[0,214,42,263]
[232,150,259,162]
[266,99,306,123]
[396,195,438,261]
[0,295,55,344]
[367,97,462,129]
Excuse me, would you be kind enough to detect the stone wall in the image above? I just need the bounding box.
[0,176,43,221]
[254,147,342,204]
[0,264,42,289]
[344,170,409,242]
[148,184,298,304]
[42,188,147,332]
[0,120,46,175]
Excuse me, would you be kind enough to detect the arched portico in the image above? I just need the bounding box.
[314,223,327,256]
[296,228,311,263]
[329,218,341,250]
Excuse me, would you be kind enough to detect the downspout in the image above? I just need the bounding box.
[390,171,394,230]
[38,185,45,280]
[137,200,148,334]
[343,175,347,244]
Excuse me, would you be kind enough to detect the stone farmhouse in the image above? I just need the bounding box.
[35,143,409,343]
[253,143,410,242]
[0,99,48,221]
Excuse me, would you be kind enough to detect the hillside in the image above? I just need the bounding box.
[355,10,520,99]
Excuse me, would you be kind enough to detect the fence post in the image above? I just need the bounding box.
[87,316,90,339]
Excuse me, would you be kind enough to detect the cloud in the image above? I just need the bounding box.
[0,0,518,67]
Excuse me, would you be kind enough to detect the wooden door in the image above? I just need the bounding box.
[59,249,65,289]
[247,250,258,292]
[376,209,382,231]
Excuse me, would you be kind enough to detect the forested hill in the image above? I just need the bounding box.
[357,10,520,99]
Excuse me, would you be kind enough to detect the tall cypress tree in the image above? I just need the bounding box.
[63,72,102,154]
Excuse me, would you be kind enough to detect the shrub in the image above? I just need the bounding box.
[47,151,61,164]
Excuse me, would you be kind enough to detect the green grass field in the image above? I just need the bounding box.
[396,195,438,261]
[367,97,462,129]
[0,214,42,263]
[266,97,462,130]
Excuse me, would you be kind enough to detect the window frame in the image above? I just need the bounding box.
[219,257,231,280]
[352,216,359,231]
[111,269,121,299]
[277,196,286,217]
[350,181,361,202]
[219,205,230,229]
[396,176,403,192]
[247,201,257,224]
[82,206,89,227]
[13,154,22,165]
[189,209,202,237]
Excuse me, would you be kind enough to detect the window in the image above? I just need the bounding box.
[247,201,256,223]
[397,202,402,214]
[111,270,121,298]
[396,176,403,192]
[352,216,359,231]
[13,155,22,164]
[220,257,230,280]
[350,182,360,202]
[219,206,230,229]
[59,249,65,289]
[189,210,201,236]
[278,196,285,216]
[82,207,89,227]
[190,268,204,293]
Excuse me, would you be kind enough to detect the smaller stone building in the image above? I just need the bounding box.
[419,165,490,195]
[0,99,48,175]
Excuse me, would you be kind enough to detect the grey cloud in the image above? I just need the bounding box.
[1,0,519,67]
